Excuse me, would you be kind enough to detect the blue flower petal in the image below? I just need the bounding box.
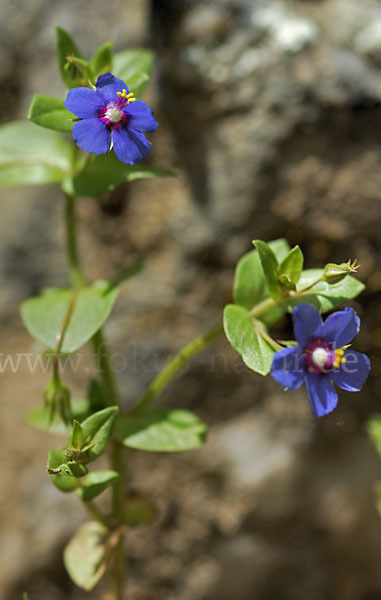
[112,126,151,164]
[96,73,128,104]
[72,118,111,154]
[270,346,305,390]
[305,373,338,417]
[125,100,159,133]
[64,88,105,119]
[315,307,360,348]
[330,350,370,392]
[292,304,323,347]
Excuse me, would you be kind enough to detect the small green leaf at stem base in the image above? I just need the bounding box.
[63,521,109,591]
[28,94,75,132]
[223,304,276,375]
[116,409,207,452]
[78,470,119,502]
[20,280,120,354]
[80,407,119,463]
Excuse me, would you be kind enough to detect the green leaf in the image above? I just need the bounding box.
[26,398,90,434]
[278,245,303,285]
[0,121,72,186]
[367,416,381,456]
[233,238,290,321]
[28,94,75,133]
[90,41,113,77]
[80,407,118,463]
[286,269,365,312]
[78,470,119,502]
[223,304,276,375]
[63,152,174,198]
[113,49,153,96]
[23,594,29,600]
[55,26,84,87]
[253,240,280,300]
[116,409,207,452]
[47,450,77,492]
[70,420,84,449]
[20,280,119,353]
[124,72,150,99]
[64,521,109,591]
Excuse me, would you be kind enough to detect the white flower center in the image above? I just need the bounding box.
[105,106,123,123]
[312,348,329,369]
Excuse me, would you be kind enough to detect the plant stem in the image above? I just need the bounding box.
[83,500,108,526]
[64,193,86,288]
[92,329,120,406]
[131,323,224,415]
[52,290,78,380]
[64,192,126,600]
[250,297,275,317]
[110,441,126,600]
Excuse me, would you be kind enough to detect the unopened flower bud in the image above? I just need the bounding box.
[323,259,359,284]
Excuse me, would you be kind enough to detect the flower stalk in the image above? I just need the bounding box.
[130,323,224,416]
[133,274,329,414]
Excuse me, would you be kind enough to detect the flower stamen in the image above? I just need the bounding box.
[333,348,346,369]
[117,89,136,104]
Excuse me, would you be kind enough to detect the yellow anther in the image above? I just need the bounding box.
[333,349,346,369]
[117,89,136,104]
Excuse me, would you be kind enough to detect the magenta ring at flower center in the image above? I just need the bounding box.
[303,338,336,373]
[99,102,128,129]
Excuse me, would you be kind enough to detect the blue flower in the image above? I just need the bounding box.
[270,304,370,417]
[64,73,158,164]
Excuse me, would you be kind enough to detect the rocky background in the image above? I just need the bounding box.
[1,0,381,598]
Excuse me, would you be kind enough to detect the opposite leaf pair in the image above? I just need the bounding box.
[47,407,118,496]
